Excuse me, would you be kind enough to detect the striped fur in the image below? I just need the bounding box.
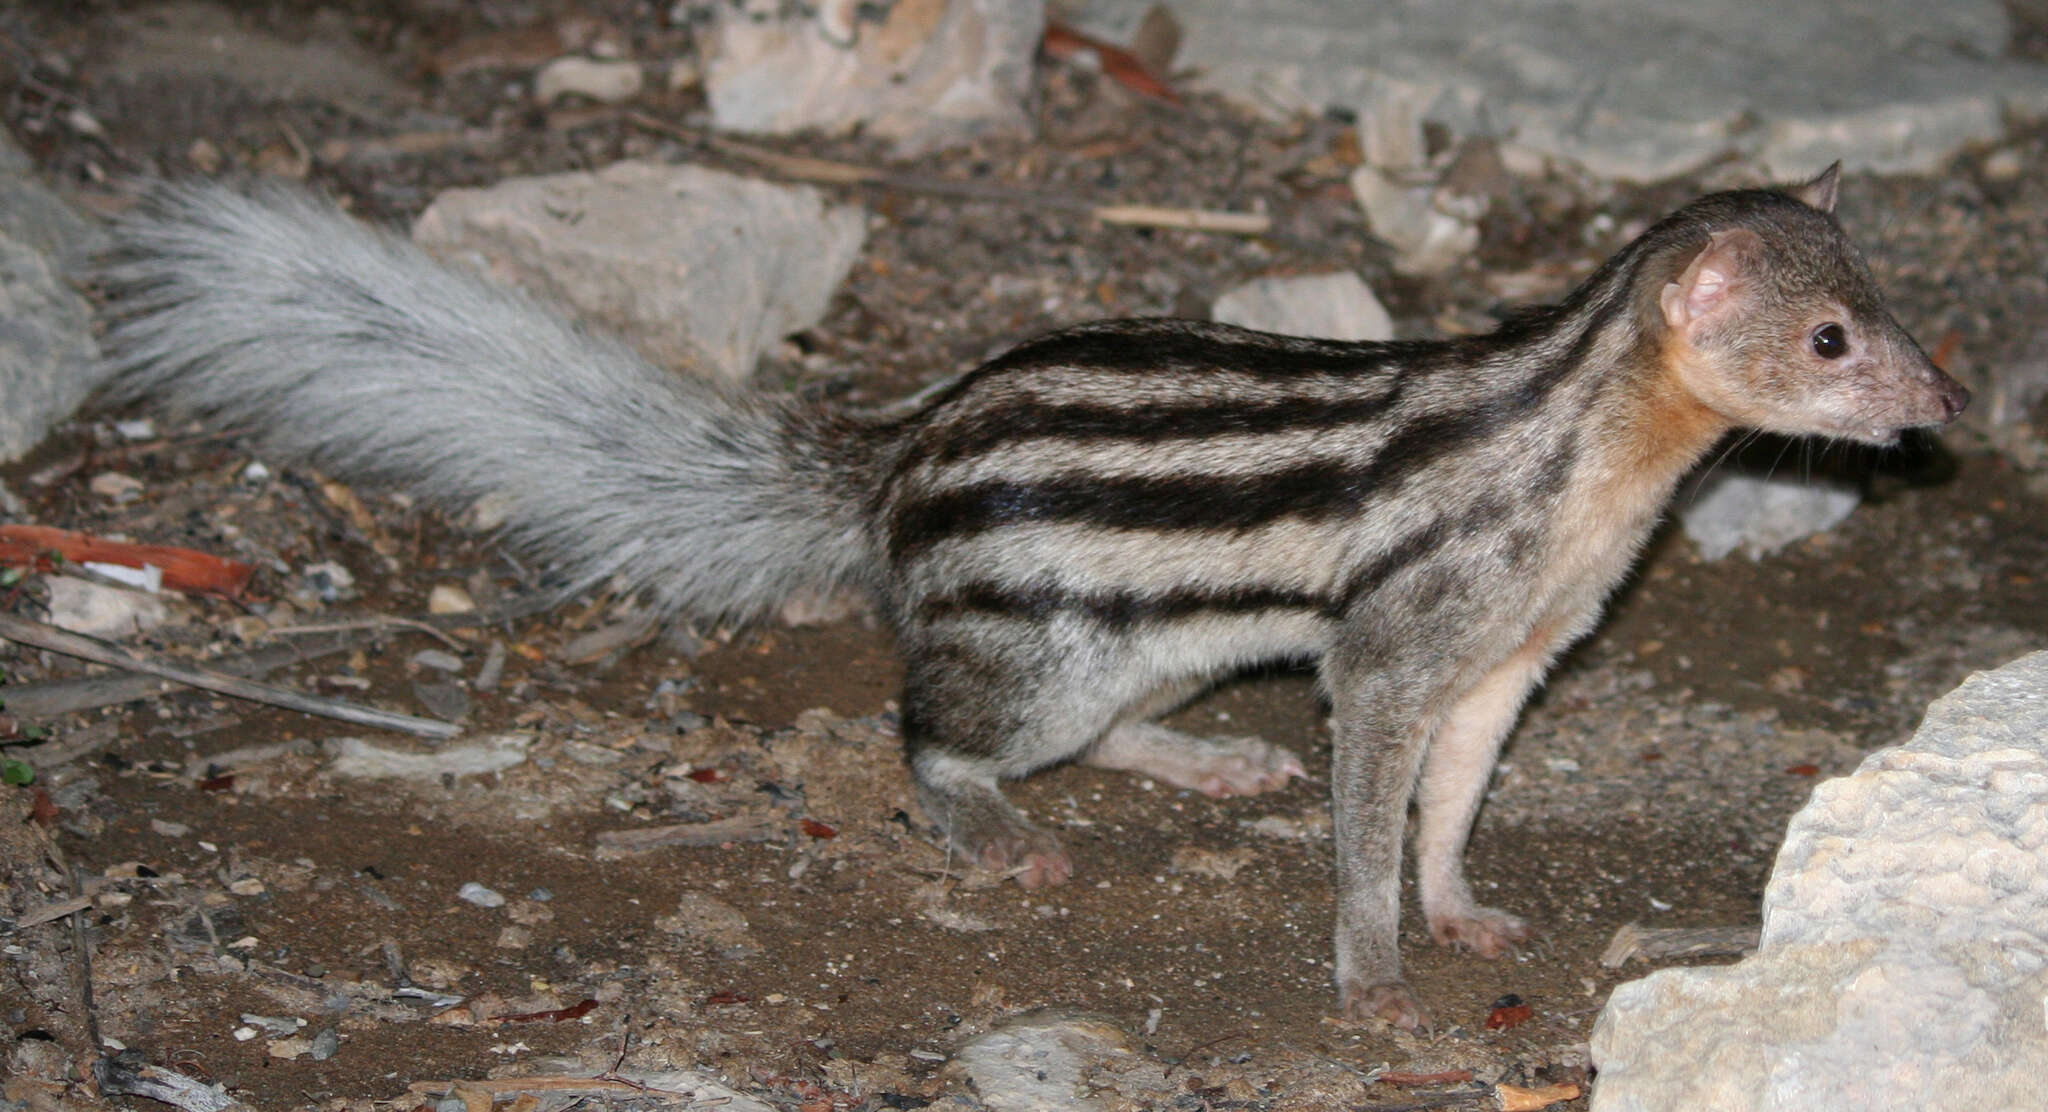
[99,169,1965,1028]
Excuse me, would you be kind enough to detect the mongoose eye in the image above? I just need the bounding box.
[1810,323,1848,359]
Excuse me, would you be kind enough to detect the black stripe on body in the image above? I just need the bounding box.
[888,398,1531,562]
[974,320,1429,381]
[913,384,1408,467]
[920,579,1343,631]
[914,491,1527,633]
[888,318,1605,561]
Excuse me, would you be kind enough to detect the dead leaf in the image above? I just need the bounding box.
[1496,1081,1581,1110]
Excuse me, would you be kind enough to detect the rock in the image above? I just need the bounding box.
[413,161,865,381]
[1348,166,1484,276]
[411,679,472,722]
[1677,472,1861,560]
[0,225,102,462]
[427,583,477,615]
[1590,652,2048,1111]
[603,1071,777,1112]
[1065,0,2048,182]
[100,2,408,106]
[951,1010,1137,1112]
[1211,271,1393,341]
[533,56,643,104]
[325,734,534,780]
[700,0,1045,155]
[409,649,465,674]
[457,882,505,908]
[41,577,169,639]
[0,133,105,276]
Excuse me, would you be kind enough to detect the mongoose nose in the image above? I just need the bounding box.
[1938,374,1971,422]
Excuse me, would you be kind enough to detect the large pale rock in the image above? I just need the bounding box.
[1066,0,2048,182]
[0,230,100,461]
[413,162,865,381]
[1211,271,1393,341]
[1591,652,2048,1111]
[0,135,105,276]
[1348,166,1484,275]
[700,0,1044,155]
[0,130,109,461]
[1678,472,1862,560]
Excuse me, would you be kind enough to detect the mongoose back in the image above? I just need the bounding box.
[99,165,1966,1026]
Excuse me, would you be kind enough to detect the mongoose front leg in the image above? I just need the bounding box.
[1413,637,1559,956]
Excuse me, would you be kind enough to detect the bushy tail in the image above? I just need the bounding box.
[98,183,882,623]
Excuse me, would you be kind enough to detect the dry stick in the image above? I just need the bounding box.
[0,612,460,739]
[2,595,555,719]
[270,614,468,650]
[1348,1089,1493,1112]
[3,633,361,719]
[593,812,785,854]
[625,112,1272,236]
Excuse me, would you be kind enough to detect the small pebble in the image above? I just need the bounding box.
[410,649,465,673]
[301,561,356,602]
[534,56,643,103]
[428,583,477,615]
[88,472,144,502]
[308,1027,341,1060]
[1984,146,2024,182]
[458,882,506,908]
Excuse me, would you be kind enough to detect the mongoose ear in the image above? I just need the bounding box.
[1660,228,1763,334]
[1789,162,1841,214]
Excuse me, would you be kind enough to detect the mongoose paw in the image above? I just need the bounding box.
[1427,906,1530,958]
[1339,978,1429,1030]
[1091,725,1307,797]
[1185,736,1308,797]
[965,823,1074,888]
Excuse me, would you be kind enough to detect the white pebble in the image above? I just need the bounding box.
[458,882,506,908]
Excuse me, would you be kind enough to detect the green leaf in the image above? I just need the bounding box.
[1,759,33,786]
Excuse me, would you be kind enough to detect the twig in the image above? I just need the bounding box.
[0,633,360,719]
[1600,921,1760,968]
[1,596,553,720]
[270,614,467,651]
[593,813,785,853]
[405,1076,696,1101]
[626,113,1272,236]
[1165,1029,1253,1077]
[0,612,460,739]
[17,892,93,928]
[1348,1088,1492,1111]
[69,865,101,1054]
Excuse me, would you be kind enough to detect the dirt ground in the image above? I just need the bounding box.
[4,3,2048,1110]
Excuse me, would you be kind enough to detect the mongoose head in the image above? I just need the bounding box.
[1653,164,1969,446]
